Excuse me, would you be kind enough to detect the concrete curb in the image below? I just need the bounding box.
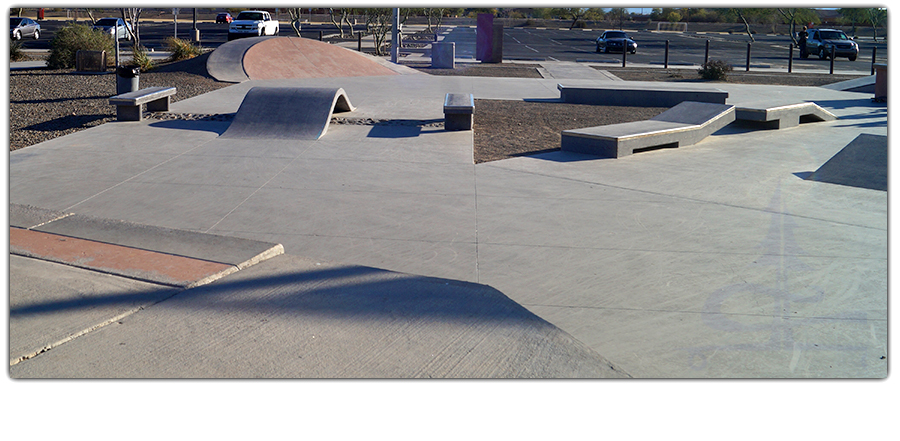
[9,204,284,288]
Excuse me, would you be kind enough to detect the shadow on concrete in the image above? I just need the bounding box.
[10,261,539,325]
[24,114,112,132]
[801,133,887,191]
[149,119,230,135]
[365,119,444,139]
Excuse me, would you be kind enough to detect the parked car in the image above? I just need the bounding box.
[228,10,279,40]
[596,30,637,54]
[92,17,132,40]
[10,17,40,40]
[807,28,858,61]
[216,12,233,24]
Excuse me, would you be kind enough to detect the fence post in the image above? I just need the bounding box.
[664,40,669,69]
[871,46,877,75]
[829,45,835,74]
[704,39,709,65]
[746,42,751,72]
[319,30,323,41]
[788,44,793,73]
[622,45,627,67]
[358,32,362,51]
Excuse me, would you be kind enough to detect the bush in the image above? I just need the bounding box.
[47,23,114,69]
[10,39,27,61]
[165,37,201,62]
[698,59,732,81]
[130,45,154,71]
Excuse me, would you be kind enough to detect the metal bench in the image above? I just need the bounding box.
[443,93,474,131]
[557,83,728,107]
[108,87,177,121]
[561,101,735,158]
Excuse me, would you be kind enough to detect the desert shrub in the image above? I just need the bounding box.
[47,23,114,69]
[165,37,201,62]
[129,45,154,71]
[698,59,732,81]
[10,39,26,61]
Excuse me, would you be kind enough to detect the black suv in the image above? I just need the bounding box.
[806,28,859,61]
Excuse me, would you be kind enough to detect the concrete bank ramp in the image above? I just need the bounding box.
[207,36,400,82]
[221,87,355,140]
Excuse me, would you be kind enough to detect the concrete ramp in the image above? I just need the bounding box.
[562,101,735,158]
[207,36,399,82]
[221,87,355,140]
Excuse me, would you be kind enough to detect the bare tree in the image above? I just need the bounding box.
[121,8,142,48]
[424,8,446,33]
[328,8,352,38]
[82,8,98,24]
[287,8,303,36]
[731,8,755,42]
[363,8,392,56]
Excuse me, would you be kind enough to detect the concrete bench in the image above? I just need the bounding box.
[109,87,177,122]
[734,101,836,129]
[444,93,474,131]
[561,101,735,158]
[557,83,728,107]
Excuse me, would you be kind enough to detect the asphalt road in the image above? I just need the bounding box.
[18,20,887,73]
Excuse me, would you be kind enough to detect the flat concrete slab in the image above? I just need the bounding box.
[8,73,887,378]
[221,87,355,140]
[558,82,728,106]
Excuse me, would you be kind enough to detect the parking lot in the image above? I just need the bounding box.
[443,26,886,72]
[16,18,886,74]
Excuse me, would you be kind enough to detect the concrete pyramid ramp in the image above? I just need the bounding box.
[221,87,355,140]
[207,36,399,82]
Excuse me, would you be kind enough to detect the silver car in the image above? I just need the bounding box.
[92,17,132,40]
[11,17,41,40]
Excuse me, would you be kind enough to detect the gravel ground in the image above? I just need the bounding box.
[9,52,229,151]
[10,53,865,161]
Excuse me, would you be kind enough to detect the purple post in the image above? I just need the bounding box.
[476,13,493,62]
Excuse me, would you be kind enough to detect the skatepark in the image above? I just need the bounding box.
[8,35,887,380]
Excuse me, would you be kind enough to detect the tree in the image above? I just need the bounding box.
[363,8,392,56]
[864,8,887,40]
[423,8,446,33]
[730,8,757,42]
[328,8,353,38]
[121,7,142,48]
[286,8,303,36]
[82,8,98,24]
[777,8,818,44]
[607,8,628,29]
[557,7,605,27]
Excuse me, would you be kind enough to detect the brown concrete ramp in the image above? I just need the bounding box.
[221,87,355,140]
[247,36,399,80]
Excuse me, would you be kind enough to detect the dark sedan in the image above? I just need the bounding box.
[216,13,233,24]
[596,30,637,54]
[11,17,40,40]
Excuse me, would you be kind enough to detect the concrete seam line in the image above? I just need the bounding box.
[9,291,183,367]
[185,244,284,288]
[26,212,74,230]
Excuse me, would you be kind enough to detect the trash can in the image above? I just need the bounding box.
[116,65,140,95]
[38,8,45,20]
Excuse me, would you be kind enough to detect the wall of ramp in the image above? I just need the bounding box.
[220,87,355,140]
[207,36,400,82]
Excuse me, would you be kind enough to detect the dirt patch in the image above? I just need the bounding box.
[473,100,667,163]
[404,62,544,78]
[608,67,864,87]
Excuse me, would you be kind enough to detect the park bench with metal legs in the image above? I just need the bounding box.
[561,101,735,158]
[108,87,177,122]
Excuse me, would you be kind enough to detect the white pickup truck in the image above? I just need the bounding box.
[227,10,279,40]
